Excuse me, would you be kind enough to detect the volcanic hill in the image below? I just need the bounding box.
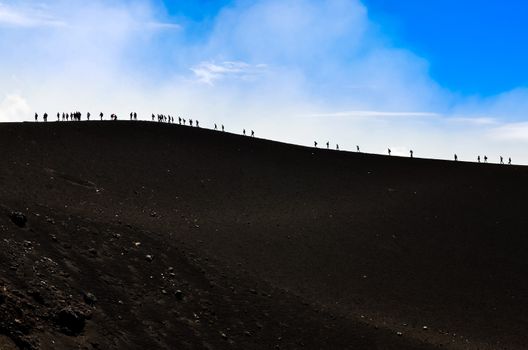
[0,121,527,350]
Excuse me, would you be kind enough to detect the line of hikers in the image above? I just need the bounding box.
[313,142,513,165]
[34,111,255,138]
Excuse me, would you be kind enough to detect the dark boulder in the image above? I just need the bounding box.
[8,211,27,228]
[55,306,88,335]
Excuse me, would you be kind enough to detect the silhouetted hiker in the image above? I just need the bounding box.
[243,129,246,136]
[214,123,217,130]
[35,113,38,122]
[314,141,318,148]
[251,130,254,137]
[484,155,488,163]
[336,144,339,150]
[87,112,90,121]
[500,156,504,164]
[356,145,360,152]
[509,157,512,165]
[410,150,414,158]
[388,148,391,156]
[326,141,329,149]
[100,112,104,120]
[478,155,481,163]
[222,124,225,132]
[454,154,458,161]
[43,113,48,122]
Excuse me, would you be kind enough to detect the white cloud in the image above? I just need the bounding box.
[191,61,268,85]
[0,94,31,122]
[0,3,65,27]
[490,122,528,141]
[306,110,440,119]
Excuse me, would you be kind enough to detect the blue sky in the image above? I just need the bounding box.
[0,0,527,163]
[363,0,528,96]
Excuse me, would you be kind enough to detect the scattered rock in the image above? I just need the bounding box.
[9,211,27,228]
[83,292,97,306]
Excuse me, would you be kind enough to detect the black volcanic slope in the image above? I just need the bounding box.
[0,121,527,350]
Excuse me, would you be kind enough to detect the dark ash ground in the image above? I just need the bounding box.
[0,121,527,349]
